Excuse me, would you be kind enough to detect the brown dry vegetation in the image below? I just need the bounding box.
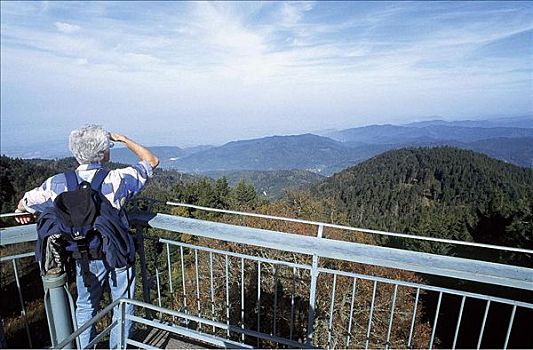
[146,204,435,348]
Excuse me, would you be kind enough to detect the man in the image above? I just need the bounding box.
[15,125,159,348]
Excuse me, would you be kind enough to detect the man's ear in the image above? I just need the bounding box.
[103,150,110,163]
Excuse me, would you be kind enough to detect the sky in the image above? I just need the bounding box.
[1,1,532,150]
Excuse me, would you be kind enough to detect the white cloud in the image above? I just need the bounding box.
[1,1,531,146]
[54,22,81,34]
[280,2,314,25]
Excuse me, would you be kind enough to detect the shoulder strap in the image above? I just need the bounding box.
[64,171,79,191]
[91,168,110,191]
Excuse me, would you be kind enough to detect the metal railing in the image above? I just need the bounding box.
[166,202,533,254]
[0,247,35,348]
[1,206,533,349]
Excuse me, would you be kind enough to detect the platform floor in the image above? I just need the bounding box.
[137,327,208,349]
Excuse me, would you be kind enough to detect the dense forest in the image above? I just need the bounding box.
[1,147,532,348]
[311,147,533,264]
[204,169,325,199]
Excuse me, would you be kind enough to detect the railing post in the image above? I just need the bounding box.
[42,267,75,349]
[306,224,323,345]
[136,224,152,314]
[118,300,126,350]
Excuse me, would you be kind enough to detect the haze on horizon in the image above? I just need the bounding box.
[1,1,532,150]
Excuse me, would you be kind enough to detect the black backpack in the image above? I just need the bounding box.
[36,169,135,284]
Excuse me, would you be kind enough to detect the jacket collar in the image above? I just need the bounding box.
[76,162,103,171]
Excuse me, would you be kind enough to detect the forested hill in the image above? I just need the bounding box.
[311,147,533,260]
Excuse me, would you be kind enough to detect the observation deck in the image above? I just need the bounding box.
[1,202,532,349]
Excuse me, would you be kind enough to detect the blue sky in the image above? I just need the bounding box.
[1,1,532,149]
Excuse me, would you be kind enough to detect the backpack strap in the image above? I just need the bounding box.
[64,171,79,191]
[91,168,110,191]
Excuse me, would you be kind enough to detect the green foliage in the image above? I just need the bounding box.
[309,147,533,261]
[213,177,231,209]
[172,176,260,212]
[205,169,325,199]
[231,178,258,209]
[0,156,77,215]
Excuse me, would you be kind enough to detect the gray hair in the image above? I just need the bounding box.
[69,125,111,164]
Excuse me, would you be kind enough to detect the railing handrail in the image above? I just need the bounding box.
[166,202,533,255]
[2,209,533,290]
[4,206,533,255]
[131,212,533,291]
[0,212,30,218]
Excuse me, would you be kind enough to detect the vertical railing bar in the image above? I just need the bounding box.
[155,267,162,319]
[12,259,32,348]
[306,224,323,345]
[289,266,296,341]
[194,251,200,309]
[503,305,517,350]
[452,296,466,350]
[346,278,358,348]
[273,265,278,337]
[257,260,262,348]
[195,249,202,330]
[225,255,230,338]
[118,300,124,349]
[241,257,245,342]
[136,226,151,309]
[365,280,378,350]
[166,241,176,323]
[327,273,337,349]
[180,246,187,310]
[166,243,173,294]
[407,288,420,348]
[476,300,491,349]
[385,284,398,350]
[429,292,443,349]
[209,252,215,333]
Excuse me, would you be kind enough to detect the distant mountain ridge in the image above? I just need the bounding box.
[404,116,533,129]
[162,125,532,173]
[325,124,533,144]
[168,134,364,174]
[3,117,531,173]
[110,145,213,168]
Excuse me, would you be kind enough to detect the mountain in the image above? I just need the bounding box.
[110,145,213,168]
[404,116,533,129]
[326,124,533,144]
[0,139,71,159]
[311,147,533,260]
[459,137,533,168]
[343,137,533,168]
[150,128,532,173]
[3,118,530,174]
[204,169,325,199]
[168,134,364,175]
[111,146,184,166]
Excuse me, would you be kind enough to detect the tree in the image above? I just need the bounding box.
[213,177,230,209]
[231,178,257,209]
